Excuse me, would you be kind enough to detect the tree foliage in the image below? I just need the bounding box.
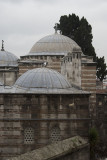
[89,127,99,159]
[89,127,107,159]
[57,14,107,81]
[97,56,107,81]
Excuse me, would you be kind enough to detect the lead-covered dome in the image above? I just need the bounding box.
[14,68,71,90]
[0,50,18,66]
[29,32,80,56]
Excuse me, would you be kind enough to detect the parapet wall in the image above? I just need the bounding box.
[9,136,90,160]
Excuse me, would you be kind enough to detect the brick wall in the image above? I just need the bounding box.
[19,56,62,76]
[81,63,96,116]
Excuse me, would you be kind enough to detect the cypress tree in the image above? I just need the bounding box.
[57,14,107,81]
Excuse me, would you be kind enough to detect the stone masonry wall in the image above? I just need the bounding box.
[81,63,96,117]
[9,136,90,160]
[55,146,90,160]
[19,55,63,76]
[96,94,107,142]
[0,94,90,160]
[61,52,81,88]
[0,70,18,86]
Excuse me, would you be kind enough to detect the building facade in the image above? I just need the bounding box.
[0,68,90,159]
[0,29,98,159]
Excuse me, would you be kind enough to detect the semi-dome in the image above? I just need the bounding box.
[14,68,71,90]
[29,32,80,56]
[0,50,18,66]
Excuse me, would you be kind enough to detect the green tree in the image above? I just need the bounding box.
[97,56,107,81]
[89,127,99,159]
[57,14,107,81]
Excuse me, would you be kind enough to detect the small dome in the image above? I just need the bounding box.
[14,68,71,90]
[0,50,18,66]
[29,33,80,56]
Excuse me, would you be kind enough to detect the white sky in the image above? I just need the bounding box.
[0,0,107,63]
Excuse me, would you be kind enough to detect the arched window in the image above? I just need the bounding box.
[50,126,61,143]
[24,127,34,144]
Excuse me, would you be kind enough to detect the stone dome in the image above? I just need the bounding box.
[0,50,18,66]
[29,32,80,56]
[14,68,71,90]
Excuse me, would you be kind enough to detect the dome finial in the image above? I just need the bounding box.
[1,40,4,51]
[54,23,58,34]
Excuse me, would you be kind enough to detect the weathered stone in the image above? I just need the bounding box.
[9,136,89,160]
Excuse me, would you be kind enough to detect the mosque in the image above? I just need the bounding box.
[0,27,106,160]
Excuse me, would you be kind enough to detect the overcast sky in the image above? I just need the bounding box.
[0,0,107,62]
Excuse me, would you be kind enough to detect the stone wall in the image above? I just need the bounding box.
[96,93,107,142]
[81,63,96,116]
[0,68,18,86]
[9,136,90,160]
[19,63,43,76]
[61,50,81,88]
[61,52,96,117]
[19,55,63,76]
[55,146,90,160]
[0,94,90,160]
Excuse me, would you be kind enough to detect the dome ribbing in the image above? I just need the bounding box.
[14,68,71,90]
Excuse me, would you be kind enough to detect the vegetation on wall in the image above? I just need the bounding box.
[89,127,99,159]
[89,127,107,159]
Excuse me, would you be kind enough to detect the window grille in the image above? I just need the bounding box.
[50,127,61,143]
[24,127,34,144]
